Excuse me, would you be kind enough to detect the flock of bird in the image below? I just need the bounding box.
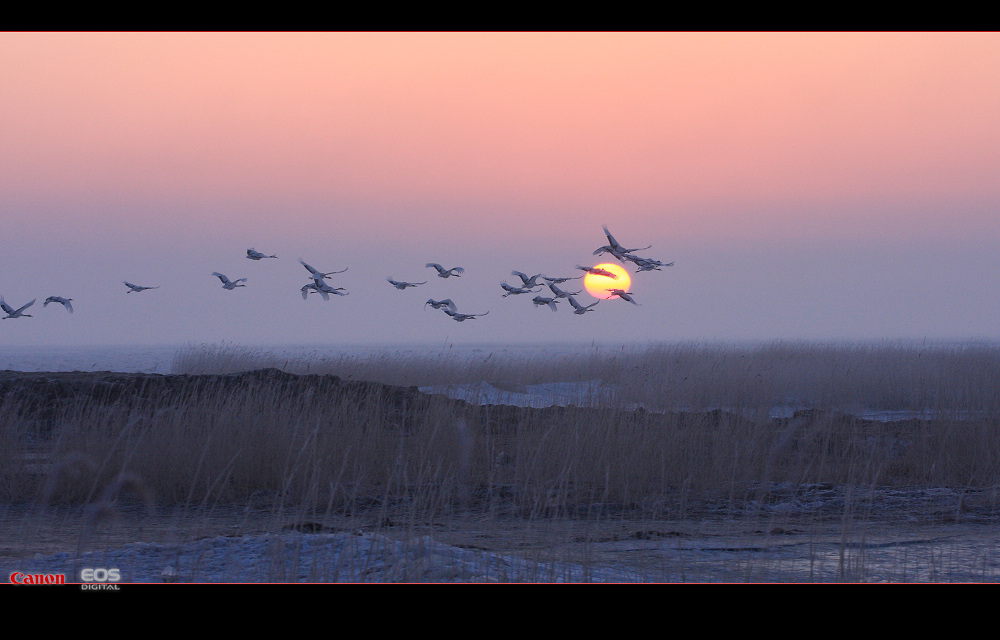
[1,226,672,323]
[0,295,74,319]
[383,225,671,321]
[488,225,671,316]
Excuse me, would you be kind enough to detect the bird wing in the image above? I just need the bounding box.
[602,225,620,249]
[17,299,36,313]
[212,272,231,285]
[45,297,69,310]
[300,259,320,276]
[625,244,653,253]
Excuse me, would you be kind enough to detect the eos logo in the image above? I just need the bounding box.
[81,568,121,583]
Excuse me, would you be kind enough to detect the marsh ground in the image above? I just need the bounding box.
[3,484,997,582]
[3,344,1000,582]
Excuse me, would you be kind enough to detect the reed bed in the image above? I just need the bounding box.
[4,341,998,507]
[172,340,1000,413]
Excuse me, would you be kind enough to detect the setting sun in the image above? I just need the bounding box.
[583,263,631,299]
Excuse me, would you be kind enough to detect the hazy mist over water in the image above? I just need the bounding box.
[0,342,634,373]
[3,338,998,375]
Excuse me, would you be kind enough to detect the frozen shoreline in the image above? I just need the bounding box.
[6,484,997,583]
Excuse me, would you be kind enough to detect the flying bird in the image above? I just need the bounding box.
[541,275,582,284]
[314,279,347,297]
[43,296,74,313]
[246,248,277,260]
[387,277,426,290]
[124,281,159,293]
[442,309,488,322]
[625,255,675,272]
[1,297,35,319]
[300,283,323,300]
[501,282,535,297]
[300,258,347,280]
[511,271,544,289]
[532,296,560,312]
[567,296,600,315]
[427,263,465,278]
[547,282,582,299]
[301,281,348,301]
[576,265,618,279]
[594,225,651,262]
[425,299,457,312]
[606,288,639,305]
[212,272,247,290]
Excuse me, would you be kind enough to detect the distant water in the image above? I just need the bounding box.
[4,340,992,375]
[0,343,611,375]
[0,344,183,373]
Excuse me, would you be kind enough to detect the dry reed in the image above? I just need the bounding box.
[3,341,997,514]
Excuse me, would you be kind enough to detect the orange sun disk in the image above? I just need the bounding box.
[583,263,631,299]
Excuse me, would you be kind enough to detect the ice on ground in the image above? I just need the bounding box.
[11,525,997,583]
[766,405,984,423]
[9,530,640,583]
[418,379,619,409]
[418,382,966,422]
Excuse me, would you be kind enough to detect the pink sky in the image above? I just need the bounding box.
[2,32,999,347]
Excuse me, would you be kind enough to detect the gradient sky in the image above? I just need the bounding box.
[2,32,1000,347]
